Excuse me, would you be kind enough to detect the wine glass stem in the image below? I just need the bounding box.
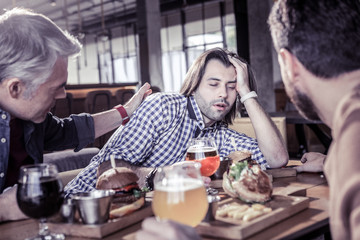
[206,187,219,195]
[38,218,50,236]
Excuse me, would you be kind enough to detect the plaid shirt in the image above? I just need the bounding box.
[65,93,268,196]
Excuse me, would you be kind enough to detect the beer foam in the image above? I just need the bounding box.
[187,146,216,153]
[155,178,204,192]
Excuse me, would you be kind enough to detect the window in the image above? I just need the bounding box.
[67,0,236,90]
[161,0,236,92]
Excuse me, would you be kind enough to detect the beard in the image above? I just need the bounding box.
[291,87,321,121]
[194,91,231,122]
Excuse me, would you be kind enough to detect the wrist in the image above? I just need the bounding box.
[113,105,130,125]
[240,91,258,104]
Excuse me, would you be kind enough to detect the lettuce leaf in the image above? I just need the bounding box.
[229,161,248,181]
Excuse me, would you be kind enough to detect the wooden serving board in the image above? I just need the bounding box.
[196,195,309,240]
[47,201,153,239]
[265,168,297,178]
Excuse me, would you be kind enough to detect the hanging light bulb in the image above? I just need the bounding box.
[99,0,108,42]
[77,0,85,40]
[97,31,109,42]
[100,34,109,42]
[50,0,56,6]
[78,32,86,40]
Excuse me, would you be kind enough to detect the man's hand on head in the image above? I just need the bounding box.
[228,56,250,97]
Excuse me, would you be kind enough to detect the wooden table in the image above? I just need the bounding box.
[0,164,329,240]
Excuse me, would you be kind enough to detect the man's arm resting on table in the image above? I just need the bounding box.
[0,185,27,222]
[243,98,289,168]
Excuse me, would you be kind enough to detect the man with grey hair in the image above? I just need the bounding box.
[0,8,151,222]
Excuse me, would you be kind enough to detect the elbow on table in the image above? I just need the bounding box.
[266,151,289,169]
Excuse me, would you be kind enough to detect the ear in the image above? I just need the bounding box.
[278,48,300,83]
[6,78,24,99]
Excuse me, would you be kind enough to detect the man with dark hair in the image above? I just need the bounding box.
[135,1,360,239]
[268,0,360,238]
[65,47,288,195]
[0,8,151,222]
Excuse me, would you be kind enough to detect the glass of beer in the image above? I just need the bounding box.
[185,137,220,177]
[152,161,208,227]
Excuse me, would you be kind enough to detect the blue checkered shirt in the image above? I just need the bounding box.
[65,93,269,196]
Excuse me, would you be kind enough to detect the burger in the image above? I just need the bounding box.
[96,167,145,218]
[222,151,272,203]
[227,150,252,163]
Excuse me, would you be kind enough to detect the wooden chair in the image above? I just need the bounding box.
[228,117,287,148]
[84,90,112,113]
[115,89,135,105]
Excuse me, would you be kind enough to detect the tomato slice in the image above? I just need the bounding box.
[113,183,139,193]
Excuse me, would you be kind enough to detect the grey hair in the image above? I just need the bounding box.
[0,8,82,98]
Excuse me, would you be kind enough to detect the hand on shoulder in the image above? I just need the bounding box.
[123,83,152,117]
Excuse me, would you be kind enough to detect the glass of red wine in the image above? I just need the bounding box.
[16,163,65,240]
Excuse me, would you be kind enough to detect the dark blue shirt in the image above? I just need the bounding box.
[0,108,95,193]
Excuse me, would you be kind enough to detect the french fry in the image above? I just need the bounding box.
[216,204,238,217]
[251,203,265,211]
[263,207,272,213]
[243,210,263,222]
[233,207,251,220]
[216,203,246,217]
[228,205,249,218]
[216,201,272,222]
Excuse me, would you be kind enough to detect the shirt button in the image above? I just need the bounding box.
[1,138,6,143]
[1,114,6,120]
[0,172,4,178]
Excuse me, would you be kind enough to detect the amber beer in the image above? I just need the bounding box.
[186,146,220,176]
[152,178,208,227]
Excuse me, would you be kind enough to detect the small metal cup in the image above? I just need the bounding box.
[72,190,115,225]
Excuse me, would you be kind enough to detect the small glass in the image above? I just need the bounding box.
[185,137,221,195]
[185,137,220,177]
[16,163,65,240]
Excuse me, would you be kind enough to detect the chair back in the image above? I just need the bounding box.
[228,117,287,148]
[84,90,112,113]
[115,89,135,104]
